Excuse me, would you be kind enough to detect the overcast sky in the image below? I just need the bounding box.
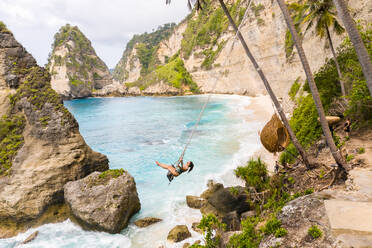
[0,0,190,68]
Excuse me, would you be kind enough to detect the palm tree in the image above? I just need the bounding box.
[276,0,347,171]
[168,0,311,168]
[331,0,372,98]
[296,0,346,96]
[166,0,205,11]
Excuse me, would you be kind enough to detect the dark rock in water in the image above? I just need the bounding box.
[186,195,206,209]
[192,222,203,234]
[22,231,39,244]
[134,217,162,228]
[64,171,140,233]
[222,211,241,231]
[241,210,256,220]
[167,225,192,243]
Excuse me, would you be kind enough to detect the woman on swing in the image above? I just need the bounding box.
[155,159,194,182]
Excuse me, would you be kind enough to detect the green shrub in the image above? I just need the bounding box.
[190,214,225,248]
[0,114,25,176]
[289,77,301,100]
[358,147,366,154]
[290,95,322,146]
[279,143,298,165]
[304,188,314,195]
[262,216,281,235]
[229,186,239,196]
[99,169,125,179]
[155,55,199,92]
[228,217,262,248]
[346,154,354,162]
[234,158,269,192]
[308,225,322,239]
[274,227,288,238]
[0,21,11,34]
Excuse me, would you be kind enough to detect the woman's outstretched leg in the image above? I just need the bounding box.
[155,161,179,176]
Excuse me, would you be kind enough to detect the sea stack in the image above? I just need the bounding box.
[47,24,113,99]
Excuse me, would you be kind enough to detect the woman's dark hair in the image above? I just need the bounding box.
[188,161,194,173]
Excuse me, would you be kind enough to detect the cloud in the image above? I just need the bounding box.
[0,0,190,68]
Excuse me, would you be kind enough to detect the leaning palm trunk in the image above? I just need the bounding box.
[332,0,372,98]
[276,0,347,171]
[217,0,311,168]
[325,25,346,96]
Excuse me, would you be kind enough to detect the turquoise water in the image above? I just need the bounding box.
[1,95,265,248]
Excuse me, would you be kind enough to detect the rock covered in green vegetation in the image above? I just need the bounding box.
[0,24,109,238]
[259,194,334,248]
[47,24,114,99]
[64,170,140,233]
[113,23,176,82]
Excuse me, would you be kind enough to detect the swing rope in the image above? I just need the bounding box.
[174,0,253,165]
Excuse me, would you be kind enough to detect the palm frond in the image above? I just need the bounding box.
[166,0,205,11]
[333,19,345,35]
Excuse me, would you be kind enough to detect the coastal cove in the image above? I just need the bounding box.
[0,95,273,248]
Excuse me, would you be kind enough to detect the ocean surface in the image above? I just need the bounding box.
[1,95,267,248]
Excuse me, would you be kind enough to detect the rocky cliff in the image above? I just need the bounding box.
[0,23,109,238]
[114,0,371,99]
[47,24,114,99]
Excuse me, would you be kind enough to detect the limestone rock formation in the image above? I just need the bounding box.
[92,80,128,97]
[0,24,109,238]
[47,24,113,99]
[259,194,336,248]
[167,225,192,243]
[134,217,162,228]
[64,170,140,233]
[114,0,371,100]
[113,23,199,95]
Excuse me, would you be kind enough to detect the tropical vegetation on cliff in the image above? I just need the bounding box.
[47,24,112,98]
[113,23,177,81]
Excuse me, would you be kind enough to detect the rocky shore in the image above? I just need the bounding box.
[0,25,140,238]
[159,128,372,248]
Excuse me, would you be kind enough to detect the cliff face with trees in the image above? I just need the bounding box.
[47,24,113,99]
[0,23,109,237]
[113,0,371,99]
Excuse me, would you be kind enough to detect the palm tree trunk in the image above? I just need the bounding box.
[217,0,311,168]
[276,0,347,171]
[332,0,372,98]
[325,24,346,96]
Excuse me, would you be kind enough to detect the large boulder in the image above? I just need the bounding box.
[200,182,250,216]
[259,194,336,248]
[64,170,140,233]
[167,225,192,243]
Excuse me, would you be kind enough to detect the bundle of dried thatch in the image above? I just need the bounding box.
[317,116,341,125]
[260,114,290,153]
